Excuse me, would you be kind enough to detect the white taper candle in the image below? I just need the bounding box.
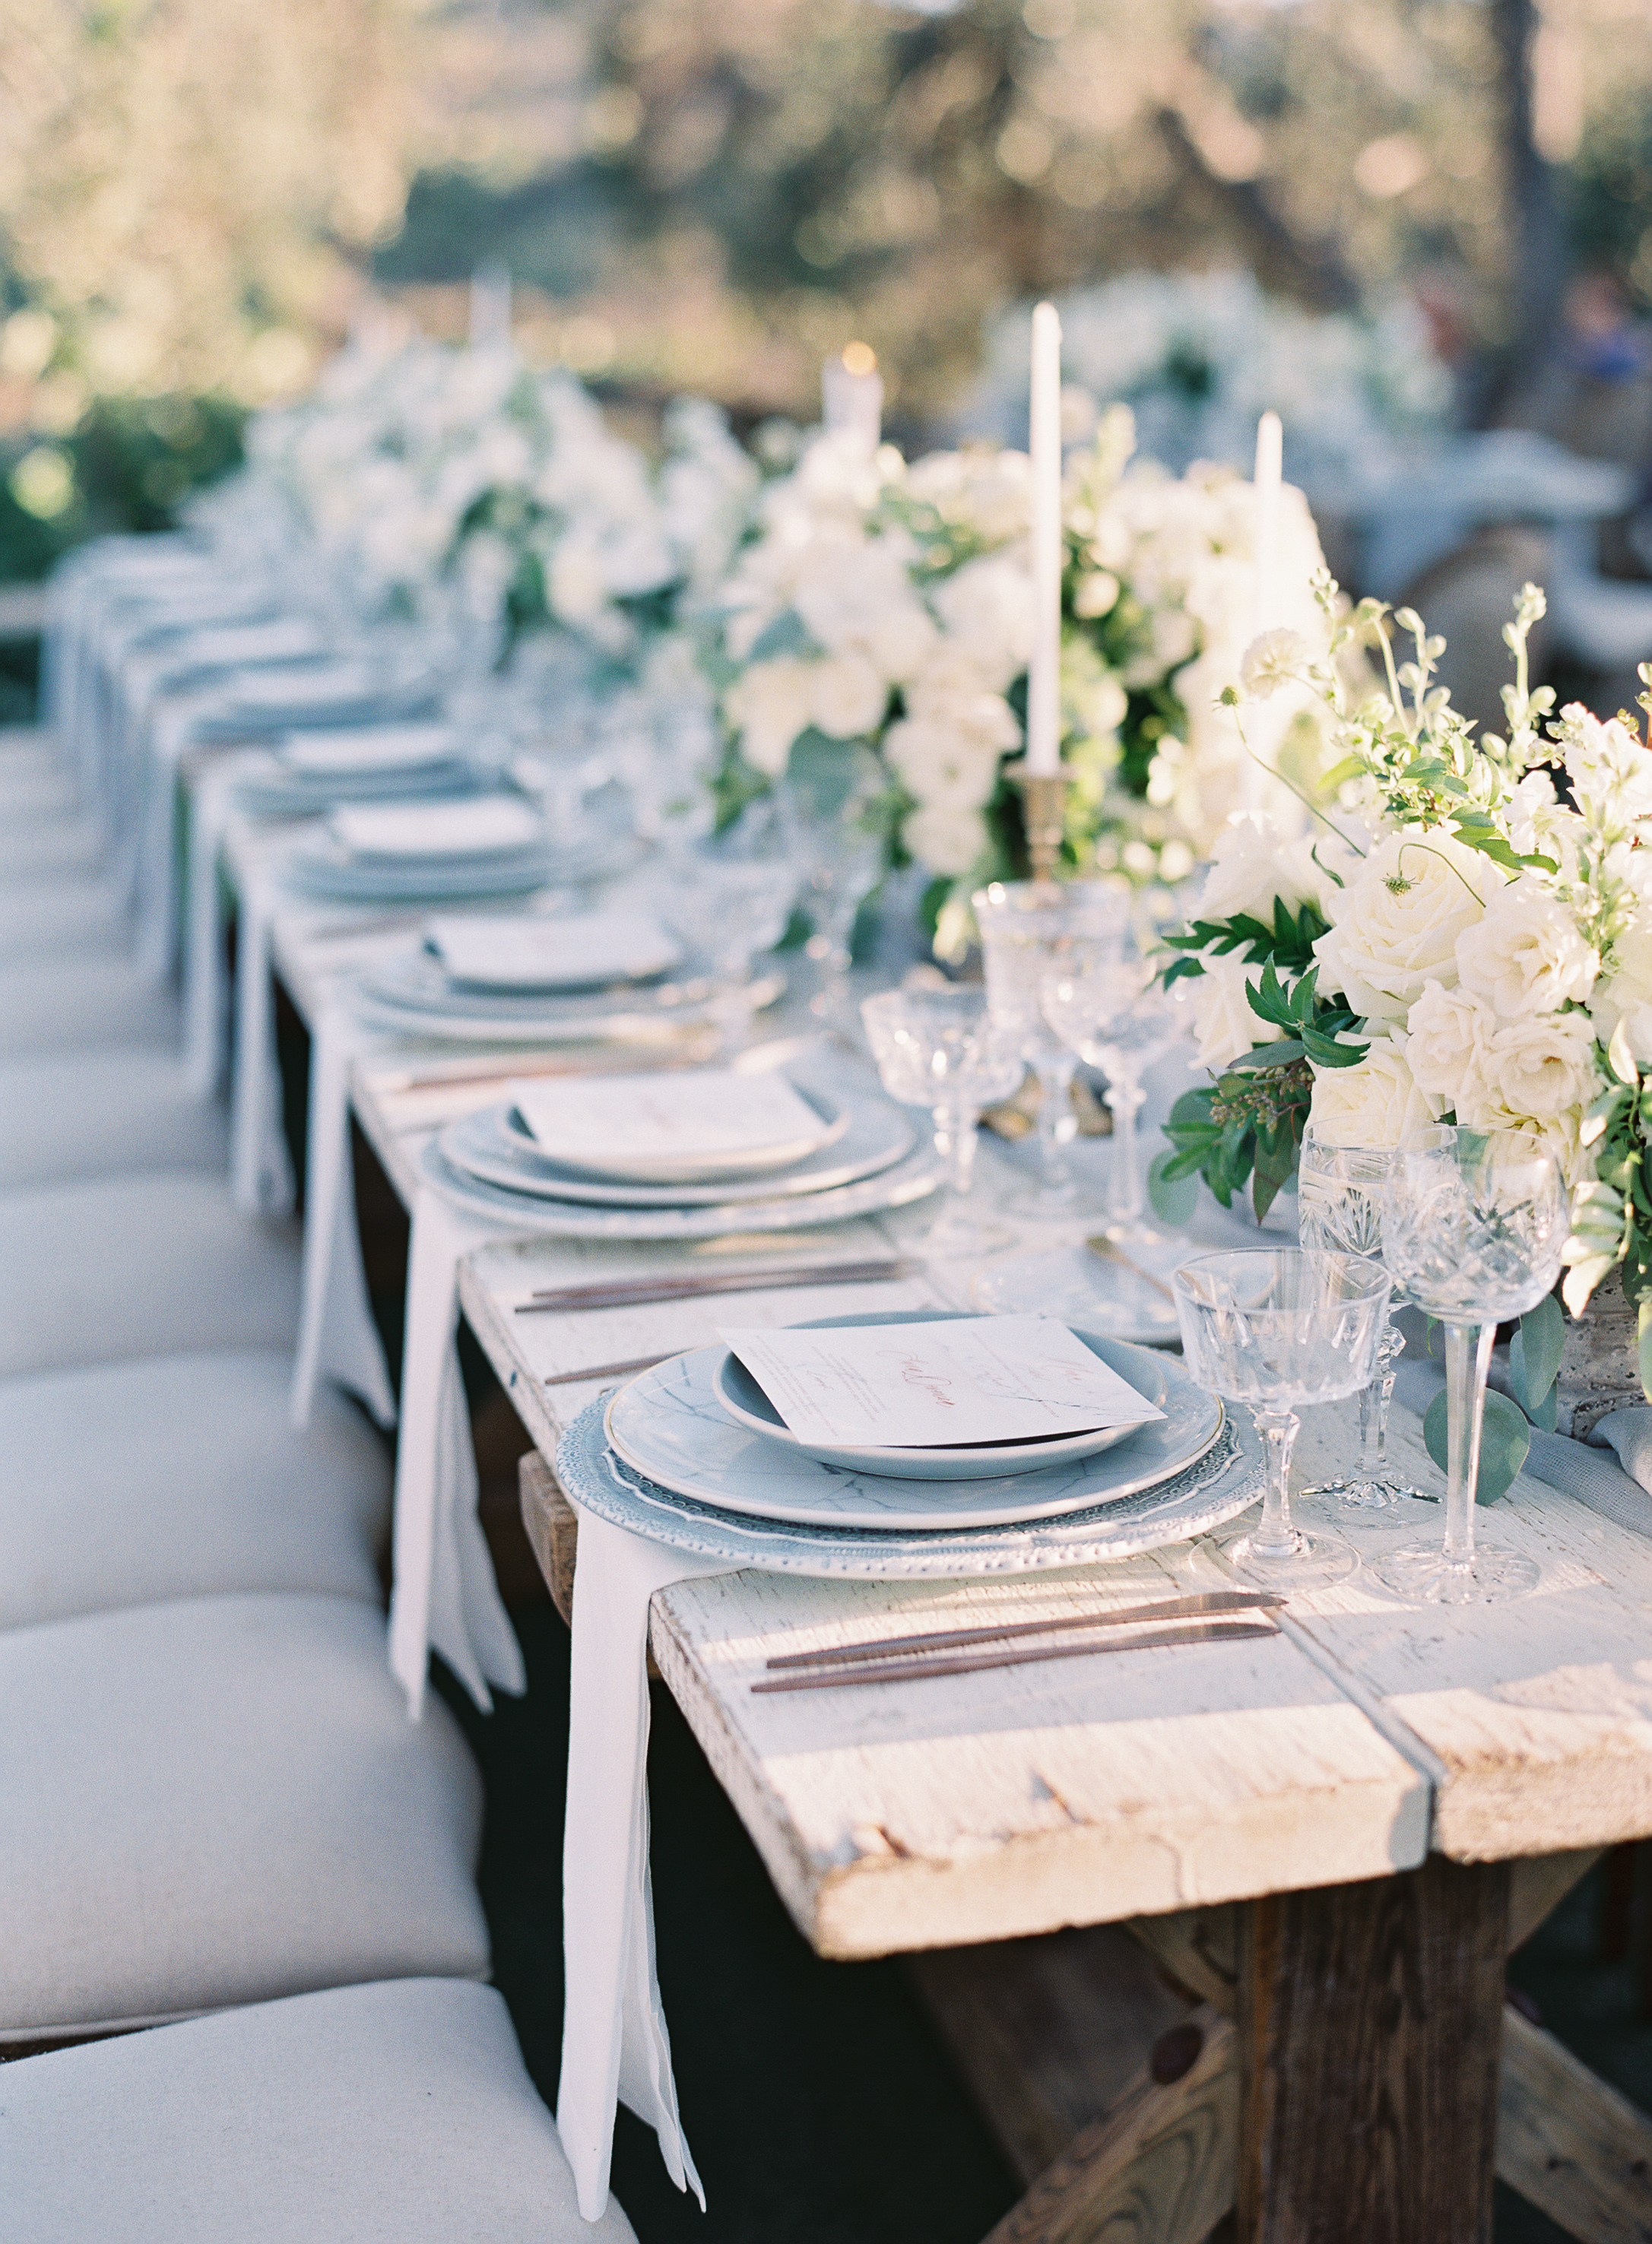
[1251,409,1283,636]
[1027,302,1063,778]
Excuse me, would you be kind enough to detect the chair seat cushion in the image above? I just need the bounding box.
[0,1174,300,1379]
[0,955,178,1057]
[0,877,128,962]
[0,1050,228,1187]
[0,1350,390,1628]
[0,811,106,880]
[1,1595,489,2036]
[2,1979,639,2242]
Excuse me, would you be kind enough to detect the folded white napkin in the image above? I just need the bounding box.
[229,863,296,1216]
[427,909,681,990]
[558,1507,721,2221]
[223,661,380,715]
[183,762,239,1094]
[281,724,458,777]
[386,1185,526,1716]
[154,618,324,679]
[331,796,544,863]
[290,1004,397,1433]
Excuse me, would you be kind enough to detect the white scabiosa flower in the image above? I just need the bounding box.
[1239,627,1311,701]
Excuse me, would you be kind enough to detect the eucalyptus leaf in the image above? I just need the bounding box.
[1148,1149,1200,1226]
[1509,1294,1565,1418]
[1422,1387,1530,1504]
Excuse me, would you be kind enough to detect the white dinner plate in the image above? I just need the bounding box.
[604,1330,1222,1531]
[420,1133,942,1239]
[360,937,713,1023]
[440,1094,913,1207]
[710,1312,1162,1480]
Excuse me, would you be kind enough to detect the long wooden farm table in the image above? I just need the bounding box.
[224,807,1652,2244]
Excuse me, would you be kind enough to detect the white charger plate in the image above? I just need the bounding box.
[441,1094,913,1208]
[420,1133,942,1239]
[604,1332,1221,1529]
[709,1312,1162,1481]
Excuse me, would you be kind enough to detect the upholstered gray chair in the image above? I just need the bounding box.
[3,1979,639,2242]
[0,1350,391,1628]
[2,1595,489,2043]
[0,1173,300,1379]
[0,1051,230,1187]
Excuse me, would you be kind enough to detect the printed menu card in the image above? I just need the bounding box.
[719,1315,1164,1449]
[511,1069,828,1168]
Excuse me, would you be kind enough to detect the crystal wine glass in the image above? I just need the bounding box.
[1375,1126,1567,1605]
[1172,1248,1393,1590]
[861,987,1025,1260]
[782,744,885,1040]
[1041,946,1183,1246]
[660,800,798,1054]
[1294,1127,1422,1510]
[973,880,1134,1219]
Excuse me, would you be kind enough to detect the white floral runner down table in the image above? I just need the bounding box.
[179,788,1652,2244]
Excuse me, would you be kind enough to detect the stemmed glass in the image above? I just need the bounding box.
[1293,1128,1422,1509]
[782,743,885,1038]
[973,880,1133,1219]
[1375,1127,1567,1605]
[1173,1249,1393,1590]
[861,988,1024,1260]
[1041,946,1183,1246]
[659,800,798,1054]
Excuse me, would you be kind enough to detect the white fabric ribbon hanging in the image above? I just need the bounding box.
[290,1004,397,1433]
[230,864,296,1216]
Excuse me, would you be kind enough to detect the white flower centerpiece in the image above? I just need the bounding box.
[248,338,758,664]
[1159,578,1652,1437]
[705,408,1340,944]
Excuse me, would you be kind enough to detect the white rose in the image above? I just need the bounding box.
[1314,829,1496,1022]
[547,540,607,626]
[1454,873,1597,1018]
[1187,953,1269,1070]
[1199,813,1327,926]
[1590,911,1652,1061]
[903,646,1023,755]
[864,597,937,683]
[1400,980,1496,1107]
[1463,1009,1600,1126]
[905,800,988,876]
[1309,1041,1439,1148]
[929,555,1036,690]
[884,718,1001,811]
[808,653,889,741]
[725,659,812,776]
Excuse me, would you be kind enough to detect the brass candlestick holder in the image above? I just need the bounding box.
[1004,760,1072,883]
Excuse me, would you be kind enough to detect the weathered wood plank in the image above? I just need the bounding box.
[1286,1402,1652,1863]
[648,1561,1430,1960]
[904,1925,1194,2184]
[519,1450,578,1631]
[1498,2004,1652,2244]
[978,2005,1238,2244]
[1235,1856,1508,2244]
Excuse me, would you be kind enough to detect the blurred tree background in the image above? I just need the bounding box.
[2,0,1652,574]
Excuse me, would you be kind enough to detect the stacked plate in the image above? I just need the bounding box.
[230,725,477,817]
[555,1309,1261,1577]
[426,1062,943,1240]
[281,792,625,901]
[354,909,778,1044]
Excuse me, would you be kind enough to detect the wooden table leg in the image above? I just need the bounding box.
[1236,1854,1510,2244]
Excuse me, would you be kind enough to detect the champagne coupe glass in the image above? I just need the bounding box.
[1375,1127,1567,1605]
[973,880,1133,1219]
[660,800,798,1054]
[1295,1127,1421,1510]
[1173,1249,1393,1590]
[1041,946,1183,1246]
[861,987,1024,1260]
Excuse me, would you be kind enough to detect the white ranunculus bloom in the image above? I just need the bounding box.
[929,553,1035,690]
[1399,979,1496,1106]
[864,596,937,683]
[905,799,988,876]
[1461,1009,1600,1127]
[1186,953,1270,1070]
[1314,829,1495,1022]
[1308,1040,1439,1148]
[808,653,889,742]
[1592,912,1652,1060]
[883,719,1001,812]
[1454,873,1597,1018]
[725,659,812,776]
